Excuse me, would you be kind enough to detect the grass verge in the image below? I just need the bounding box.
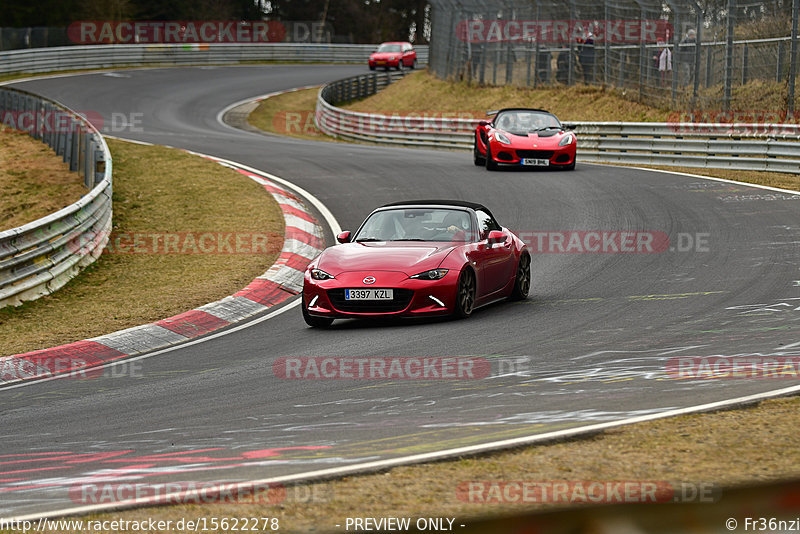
[16,396,799,533]
[0,126,87,229]
[0,138,283,356]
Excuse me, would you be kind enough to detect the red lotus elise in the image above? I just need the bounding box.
[474,108,577,170]
[302,201,531,327]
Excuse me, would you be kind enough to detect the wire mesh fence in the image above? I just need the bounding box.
[428,0,800,113]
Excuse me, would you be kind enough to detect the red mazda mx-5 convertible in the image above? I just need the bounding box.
[301,200,530,327]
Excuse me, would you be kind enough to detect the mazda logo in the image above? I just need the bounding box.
[363,276,376,285]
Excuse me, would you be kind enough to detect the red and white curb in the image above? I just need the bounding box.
[0,156,324,385]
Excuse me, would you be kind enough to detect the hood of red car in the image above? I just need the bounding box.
[318,242,456,276]
[370,52,399,59]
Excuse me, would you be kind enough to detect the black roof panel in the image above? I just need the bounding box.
[380,199,488,211]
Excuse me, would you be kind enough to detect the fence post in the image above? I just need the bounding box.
[693,5,702,102]
[568,0,575,86]
[723,0,735,110]
[741,43,748,85]
[789,0,799,116]
[604,0,610,86]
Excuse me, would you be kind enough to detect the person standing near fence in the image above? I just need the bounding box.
[657,40,672,86]
[678,29,696,85]
[577,29,595,84]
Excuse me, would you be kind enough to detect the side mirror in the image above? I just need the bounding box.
[487,230,507,244]
[563,123,576,131]
[336,231,351,243]
[478,120,488,127]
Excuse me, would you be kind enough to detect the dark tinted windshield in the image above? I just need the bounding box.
[354,208,476,242]
[377,44,402,53]
[494,110,561,135]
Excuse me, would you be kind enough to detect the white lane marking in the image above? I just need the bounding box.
[582,162,800,195]
[9,381,800,522]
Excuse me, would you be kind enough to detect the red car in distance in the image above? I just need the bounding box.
[474,108,577,170]
[302,201,531,327]
[368,41,417,70]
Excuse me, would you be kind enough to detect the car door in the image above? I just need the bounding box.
[473,209,516,296]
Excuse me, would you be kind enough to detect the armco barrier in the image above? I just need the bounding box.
[0,87,112,308]
[0,43,429,75]
[316,73,800,174]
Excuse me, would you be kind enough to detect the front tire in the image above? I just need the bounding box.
[485,145,498,171]
[410,59,417,69]
[302,297,333,328]
[473,138,486,166]
[509,253,531,300]
[454,268,476,318]
[564,157,576,170]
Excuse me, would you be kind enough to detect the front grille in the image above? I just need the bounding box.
[327,288,414,313]
[516,150,554,159]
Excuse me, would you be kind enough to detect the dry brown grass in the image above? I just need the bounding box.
[343,71,672,121]
[247,86,337,142]
[0,126,87,230]
[20,396,799,534]
[0,139,283,356]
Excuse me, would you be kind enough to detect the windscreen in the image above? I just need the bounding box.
[494,110,561,135]
[354,208,476,242]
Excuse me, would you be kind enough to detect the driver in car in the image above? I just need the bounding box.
[443,212,471,242]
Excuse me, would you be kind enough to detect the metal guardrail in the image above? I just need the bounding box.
[0,43,429,75]
[0,87,112,309]
[316,73,800,174]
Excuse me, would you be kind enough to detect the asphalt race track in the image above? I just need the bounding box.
[1,65,799,518]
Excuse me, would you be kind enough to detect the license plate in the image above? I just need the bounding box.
[376,61,386,65]
[345,288,393,300]
[521,158,550,166]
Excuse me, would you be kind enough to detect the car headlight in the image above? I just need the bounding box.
[495,132,511,144]
[410,268,449,280]
[559,134,574,146]
[389,56,396,60]
[310,268,335,280]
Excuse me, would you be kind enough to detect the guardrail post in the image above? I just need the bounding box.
[93,144,106,187]
[69,120,80,172]
[84,133,94,188]
[56,112,66,157]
